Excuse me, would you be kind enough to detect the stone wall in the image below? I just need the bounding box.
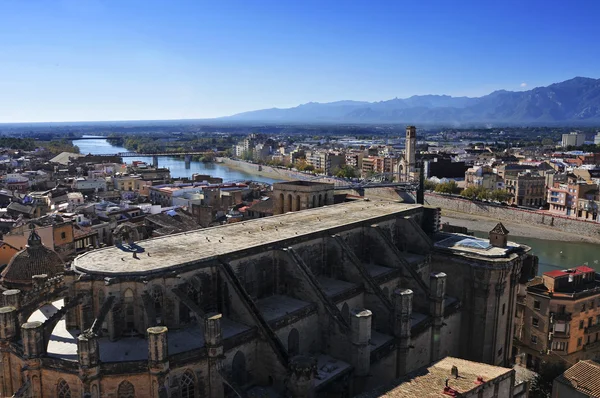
[424,193,600,239]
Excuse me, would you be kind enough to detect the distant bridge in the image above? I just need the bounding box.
[92,151,213,157]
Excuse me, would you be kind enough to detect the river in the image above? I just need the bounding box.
[72,136,280,184]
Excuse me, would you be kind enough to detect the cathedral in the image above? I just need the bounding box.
[0,199,534,397]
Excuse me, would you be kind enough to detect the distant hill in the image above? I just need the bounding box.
[223,77,600,125]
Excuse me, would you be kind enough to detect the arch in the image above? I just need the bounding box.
[152,286,164,324]
[288,328,300,356]
[244,266,257,298]
[287,194,293,212]
[324,193,328,205]
[117,380,135,398]
[232,351,247,386]
[296,195,301,211]
[57,379,72,398]
[123,289,135,332]
[318,194,323,206]
[342,302,350,324]
[312,195,317,208]
[279,193,284,214]
[180,369,197,398]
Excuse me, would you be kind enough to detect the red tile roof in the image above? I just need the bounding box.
[555,360,600,397]
[544,270,568,278]
[576,265,595,273]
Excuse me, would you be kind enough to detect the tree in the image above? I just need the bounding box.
[434,181,458,194]
[335,165,358,179]
[460,186,491,200]
[489,189,511,202]
[541,138,554,146]
[530,361,566,398]
[424,180,437,191]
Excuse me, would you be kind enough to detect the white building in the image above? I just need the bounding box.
[73,177,107,192]
[561,132,586,147]
[594,132,600,145]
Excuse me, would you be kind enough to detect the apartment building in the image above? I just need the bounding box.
[547,176,598,218]
[561,132,586,147]
[504,172,546,207]
[515,266,600,370]
[306,151,345,174]
[361,156,401,180]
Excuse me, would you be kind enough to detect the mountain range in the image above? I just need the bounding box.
[223,77,600,125]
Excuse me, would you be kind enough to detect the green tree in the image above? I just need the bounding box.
[424,180,438,191]
[335,165,358,178]
[541,138,554,146]
[460,186,490,200]
[434,180,458,194]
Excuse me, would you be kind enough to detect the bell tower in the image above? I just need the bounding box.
[405,126,417,179]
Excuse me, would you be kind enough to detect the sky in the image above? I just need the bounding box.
[1,0,599,123]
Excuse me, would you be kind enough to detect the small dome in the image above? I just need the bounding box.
[1,227,65,288]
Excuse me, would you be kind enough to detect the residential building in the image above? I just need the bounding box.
[547,177,598,217]
[553,360,600,398]
[562,132,586,148]
[465,165,503,190]
[504,172,546,207]
[515,266,600,370]
[595,132,600,145]
[306,151,345,174]
[361,156,401,180]
[345,152,364,170]
[72,177,107,192]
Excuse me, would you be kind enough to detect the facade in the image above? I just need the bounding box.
[0,200,533,397]
[306,151,345,175]
[73,177,107,192]
[504,172,546,207]
[562,132,586,148]
[361,156,401,181]
[553,360,600,398]
[272,181,334,214]
[465,166,503,190]
[547,179,598,218]
[515,266,600,370]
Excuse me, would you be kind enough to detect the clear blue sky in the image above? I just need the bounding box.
[1,0,598,123]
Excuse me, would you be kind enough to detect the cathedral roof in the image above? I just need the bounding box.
[490,222,509,235]
[1,227,65,288]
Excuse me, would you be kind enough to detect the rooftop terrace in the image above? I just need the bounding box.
[74,200,419,277]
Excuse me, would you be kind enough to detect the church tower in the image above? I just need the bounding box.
[405,125,417,179]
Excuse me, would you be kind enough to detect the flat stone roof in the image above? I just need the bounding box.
[74,200,419,277]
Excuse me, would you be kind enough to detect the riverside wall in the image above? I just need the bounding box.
[424,192,600,239]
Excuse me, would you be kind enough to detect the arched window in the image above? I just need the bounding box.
[319,194,323,206]
[244,266,257,298]
[324,193,328,205]
[117,380,135,398]
[312,195,317,208]
[97,289,105,312]
[123,289,135,332]
[287,194,293,212]
[152,287,163,324]
[342,302,350,324]
[180,370,196,398]
[279,193,284,214]
[296,195,301,211]
[232,351,247,386]
[288,328,300,356]
[57,379,71,398]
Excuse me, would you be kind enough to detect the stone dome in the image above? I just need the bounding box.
[1,227,65,288]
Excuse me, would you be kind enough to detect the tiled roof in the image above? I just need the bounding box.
[358,357,513,398]
[490,222,509,235]
[555,360,600,397]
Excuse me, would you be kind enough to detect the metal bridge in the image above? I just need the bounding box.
[92,151,212,157]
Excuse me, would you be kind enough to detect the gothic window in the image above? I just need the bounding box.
[232,351,247,386]
[117,380,135,398]
[152,287,163,324]
[57,379,71,398]
[342,302,350,324]
[180,370,196,398]
[123,289,135,332]
[288,328,300,356]
[244,266,257,298]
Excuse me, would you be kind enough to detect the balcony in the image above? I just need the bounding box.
[551,312,572,322]
[585,324,600,334]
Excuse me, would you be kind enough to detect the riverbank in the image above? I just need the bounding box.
[216,158,345,184]
[441,210,600,243]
